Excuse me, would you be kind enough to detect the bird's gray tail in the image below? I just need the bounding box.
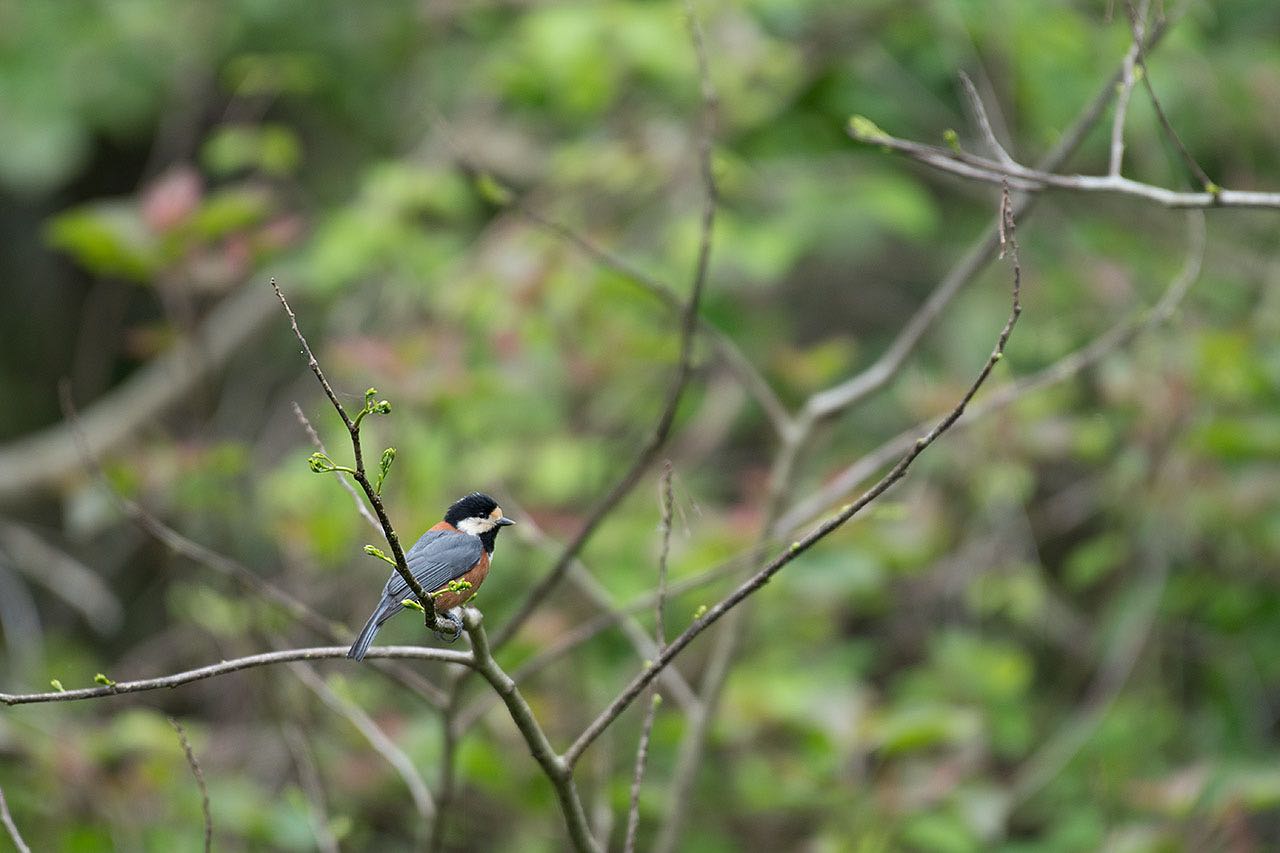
[347,599,397,661]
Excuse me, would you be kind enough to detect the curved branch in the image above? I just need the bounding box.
[0,645,472,706]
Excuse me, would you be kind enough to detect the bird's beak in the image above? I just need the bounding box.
[497,517,516,527]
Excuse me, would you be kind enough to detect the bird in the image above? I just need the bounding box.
[347,492,515,661]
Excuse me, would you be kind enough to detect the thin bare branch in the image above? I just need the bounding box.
[290,662,436,820]
[491,0,720,651]
[566,184,1024,769]
[0,645,471,706]
[850,129,1267,207]
[1109,46,1140,176]
[270,278,443,632]
[655,461,675,653]
[452,542,770,734]
[168,717,212,853]
[622,694,660,853]
[0,787,31,853]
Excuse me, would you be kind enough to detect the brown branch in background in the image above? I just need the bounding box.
[654,461,675,652]
[566,183,1024,769]
[491,0,720,651]
[0,787,31,853]
[289,662,436,821]
[622,461,676,853]
[57,382,447,707]
[0,645,472,706]
[168,717,213,853]
[269,278,442,632]
[622,695,660,853]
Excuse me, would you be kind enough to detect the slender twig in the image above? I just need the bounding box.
[565,183,1023,769]
[0,645,471,706]
[168,717,213,853]
[622,461,677,852]
[57,382,447,706]
[491,0,720,651]
[292,402,381,533]
[462,609,601,853]
[622,695,660,853]
[655,461,675,653]
[290,662,436,820]
[0,787,31,853]
[958,71,1015,167]
[850,129,1268,208]
[270,278,442,631]
[1109,39,1142,175]
[282,724,341,853]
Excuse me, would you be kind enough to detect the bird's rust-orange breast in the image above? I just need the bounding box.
[431,549,489,611]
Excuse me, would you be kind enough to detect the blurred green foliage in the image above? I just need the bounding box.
[3,0,1280,851]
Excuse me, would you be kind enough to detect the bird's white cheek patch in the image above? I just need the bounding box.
[456,517,491,536]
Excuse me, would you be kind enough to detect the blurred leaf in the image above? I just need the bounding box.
[45,201,160,281]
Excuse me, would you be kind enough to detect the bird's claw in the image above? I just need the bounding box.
[433,609,465,643]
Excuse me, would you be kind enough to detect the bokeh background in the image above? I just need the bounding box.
[3,0,1280,850]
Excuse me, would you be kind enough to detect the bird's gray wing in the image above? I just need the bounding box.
[382,529,483,602]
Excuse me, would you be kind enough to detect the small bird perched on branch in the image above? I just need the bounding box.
[347,492,515,660]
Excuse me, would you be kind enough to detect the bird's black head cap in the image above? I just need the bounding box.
[444,492,500,526]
